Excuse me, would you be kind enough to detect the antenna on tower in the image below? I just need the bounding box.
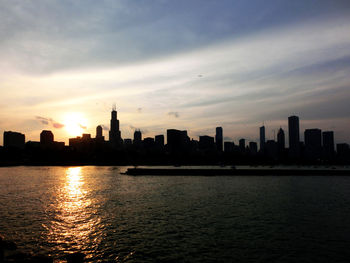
[112,103,116,111]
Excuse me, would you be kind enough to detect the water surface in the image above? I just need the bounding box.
[1,166,350,262]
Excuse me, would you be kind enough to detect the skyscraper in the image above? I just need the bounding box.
[259,125,265,151]
[322,131,334,160]
[215,127,223,152]
[134,130,142,144]
[277,128,285,152]
[96,125,103,138]
[288,116,300,158]
[304,128,322,160]
[239,138,245,152]
[109,108,121,145]
[40,130,54,145]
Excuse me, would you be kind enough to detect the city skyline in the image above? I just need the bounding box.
[2,108,346,151]
[1,107,350,146]
[1,1,350,145]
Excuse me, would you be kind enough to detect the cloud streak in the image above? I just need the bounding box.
[35,116,65,129]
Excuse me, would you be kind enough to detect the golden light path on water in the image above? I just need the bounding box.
[44,167,102,261]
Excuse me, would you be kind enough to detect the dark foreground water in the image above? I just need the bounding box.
[1,166,350,262]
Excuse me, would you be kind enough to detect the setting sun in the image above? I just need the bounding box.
[63,113,88,137]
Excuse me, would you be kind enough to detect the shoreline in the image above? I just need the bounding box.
[125,167,350,176]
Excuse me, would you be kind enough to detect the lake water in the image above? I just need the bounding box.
[1,166,350,262]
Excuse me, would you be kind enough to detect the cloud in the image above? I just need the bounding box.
[79,124,87,129]
[36,116,50,125]
[137,108,142,113]
[35,116,65,129]
[168,112,179,118]
[53,122,64,129]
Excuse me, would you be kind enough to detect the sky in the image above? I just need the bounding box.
[1,0,350,145]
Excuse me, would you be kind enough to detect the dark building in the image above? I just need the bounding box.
[143,137,155,148]
[40,130,54,145]
[337,143,350,161]
[239,139,245,152]
[155,135,164,147]
[266,140,278,160]
[304,129,322,160]
[109,108,121,145]
[277,128,285,152]
[96,125,103,138]
[124,138,132,145]
[69,134,93,152]
[215,127,223,152]
[288,116,300,158]
[199,135,215,150]
[249,142,258,155]
[322,131,334,160]
[259,126,265,151]
[224,141,234,153]
[133,130,142,144]
[167,129,189,153]
[3,131,25,149]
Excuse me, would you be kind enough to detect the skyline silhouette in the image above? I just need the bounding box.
[1,108,349,165]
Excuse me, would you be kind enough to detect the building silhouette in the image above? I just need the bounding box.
[96,125,103,138]
[260,126,265,151]
[224,141,234,153]
[3,131,25,149]
[40,130,54,145]
[337,143,350,161]
[322,131,334,160]
[215,127,223,152]
[199,135,215,151]
[239,138,245,152]
[288,116,300,158]
[124,138,132,145]
[249,142,258,154]
[155,135,164,147]
[109,108,121,145]
[277,128,285,152]
[167,129,189,153]
[266,140,278,159]
[133,130,142,145]
[304,129,322,160]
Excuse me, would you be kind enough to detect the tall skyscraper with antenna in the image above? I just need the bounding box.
[109,106,121,146]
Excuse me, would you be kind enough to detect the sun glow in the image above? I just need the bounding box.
[63,113,88,137]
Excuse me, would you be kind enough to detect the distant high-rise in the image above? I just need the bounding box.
[249,142,258,154]
[3,131,25,149]
[322,131,334,159]
[239,138,245,152]
[215,127,223,152]
[167,129,189,153]
[109,108,121,145]
[96,125,103,138]
[277,128,285,152]
[224,141,234,153]
[288,116,300,158]
[199,135,215,150]
[134,130,142,144]
[40,130,54,145]
[259,126,265,151]
[155,135,164,147]
[304,128,322,160]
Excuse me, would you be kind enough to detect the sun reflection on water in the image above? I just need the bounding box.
[44,167,101,260]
